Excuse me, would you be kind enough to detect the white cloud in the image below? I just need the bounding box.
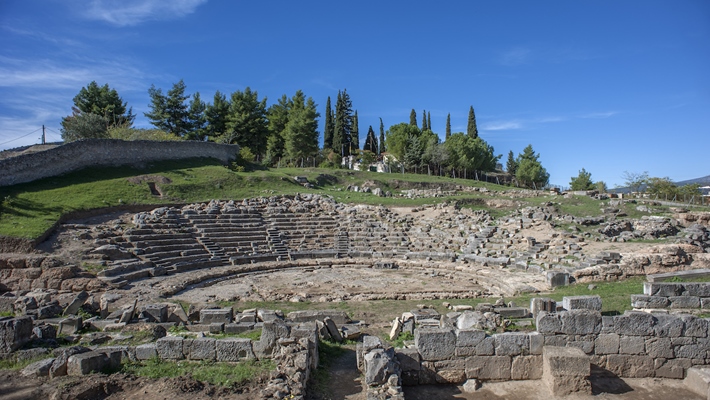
[482,121,522,131]
[500,47,531,66]
[83,0,207,26]
[581,111,618,119]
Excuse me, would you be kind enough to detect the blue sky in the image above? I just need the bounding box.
[1,0,708,187]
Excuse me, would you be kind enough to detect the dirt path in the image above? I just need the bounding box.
[319,347,365,400]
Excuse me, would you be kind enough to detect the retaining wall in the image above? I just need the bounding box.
[0,139,239,187]
[632,281,710,310]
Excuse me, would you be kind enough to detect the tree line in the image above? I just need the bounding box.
[59,80,550,188]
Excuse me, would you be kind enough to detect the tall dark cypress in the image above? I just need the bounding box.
[351,110,359,151]
[333,89,353,156]
[427,112,431,133]
[409,109,417,127]
[467,106,478,139]
[323,96,333,150]
[364,125,377,153]
[421,109,427,131]
[445,113,451,140]
[379,117,386,155]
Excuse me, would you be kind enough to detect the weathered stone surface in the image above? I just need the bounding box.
[493,332,529,356]
[21,358,55,377]
[645,337,674,359]
[654,358,691,379]
[255,319,289,358]
[415,327,455,361]
[135,343,157,360]
[435,368,466,384]
[536,312,562,334]
[683,283,710,297]
[654,313,684,337]
[199,308,233,324]
[511,355,542,380]
[63,291,88,316]
[455,329,486,348]
[0,316,33,353]
[631,295,670,309]
[323,317,343,343]
[216,338,254,361]
[49,346,90,378]
[496,307,529,318]
[685,367,710,399]
[594,333,620,355]
[547,271,569,288]
[681,315,708,338]
[669,296,702,309]
[156,336,184,360]
[364,348,398,386]
[141,304,168,323]
[465,356,511,380]
[67,351,110,375]
[543,375,592,396]
[530,298,556,320]
[475,336,495,356]
[606,354,655,378]
[395,347,420,372]
[619,335,645,355]
[456,311,497,331]
[529,332,544,355]
[543,346,589,377]
[614,311,655,336]
[224,322,255,334]
[462,378,480,393]
[562,295,602,311]
[189,337,216,361]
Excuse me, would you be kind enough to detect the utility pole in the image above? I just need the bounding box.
[42,125,45,144]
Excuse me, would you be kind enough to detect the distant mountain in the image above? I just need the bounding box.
[609,174,710,194]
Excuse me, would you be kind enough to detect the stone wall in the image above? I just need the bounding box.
[0,139,239,187]
[401,307,710,386]
[632,281,710,310]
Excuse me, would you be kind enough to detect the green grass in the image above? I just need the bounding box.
[121,357,274,387]
[0,355,52,371]
[390,331,414,348]
[211,329,261,341]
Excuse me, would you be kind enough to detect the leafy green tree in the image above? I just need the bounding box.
[378,118,386,155]
[359,150,377,171]
[467,106,478,138]
[385,123,421,163]
[351,110,359,151]
[323,96,334,150]
[265,94,291,163]
[409,109,417,127]
[204,90,230,141]
[596,181,608,193]
[186,92,207,140]
[223,87,269,157]
[569,168,595,190]
[445,133,500,178]
[404,134,424,171]
[506,150,517,175]
[60,111,109,142]
[515,144,549,189]
[283,91,319,164]
[445,113,451,139]
[68,81,135,127]
[333,90,353,156]
[621,171,649,193]
[363,125,378,153]
[421,109,428,131]
[647,177,699,200]
[145,80,191,137]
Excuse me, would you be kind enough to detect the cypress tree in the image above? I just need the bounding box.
[351,110,359,151]
[333,89,353,156]
[427,112,432,133]
[409,109,417,127]
[421,109,427,131]
[445,113,451,140]
[379,117,386,155]
[323,96,333,150]
[467,106,478,139]
[364,125,378,153]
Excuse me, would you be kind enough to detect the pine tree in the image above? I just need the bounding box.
[364,125,378,153]
[467,106,478,139]
[223,87,268,156]
[421,109,428,131]
[323,96,334,150]
[145,80,191,137]
[186,92,206,140]
[445,113,451,140]
[379,118,386,155]
[427,112,432,133]
[351,110,359,151]
[506,150,517,175]
[266,94,291,163]
[409,109,417,127]
[68,81,134,127]
[283,91,320,163]
[204,90,230,141]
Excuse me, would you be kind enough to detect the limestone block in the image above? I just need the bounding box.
[684,367,710,399]
[224,322,255,334]
[135,343,157,360]
[682,315,709,338]
[702,298,710,310]
[530,298,556,320]
[631,295,670,309]
[49,346,90,378]
[395,347,420,372]
[156,336,184,360]
[465,355,511,380]
[601,315,615,333]
[606,354,654,378]
[67,351,110,375]
[562,295,602,311]
[568,335,596,354]
[0,316,33,353]
[255,319,289,358]
[655,358,692,379]
[543,375,591,397]
[683,283,710,297]
[543,346,589,377]
[455,347,476,357]
[529,332,544,355]
[669,296,701,309]
[455,329,486,347]
[511,355,542,380]
[58,316,83,335]
[63,291,88,316]
[324,317,343,342]
[645,337,674,359]
[462,378,480,393]
[619,335,645,355]
[536,312,562,334]
[543,334,567,347]
[546,271,569,288]
[675,344,706,359]
[561,310,602,335]
[415,327,455,361]
[614,311,655,336]
[364,348,397,386]
[435,368,466,384]
[389,318,402,340]
[497,307,529,318]
[475,336,495,356]
[654,314,684,337]
[189,337,216,361]
[216,338,254,361]
[199,308,233,324]
[594,333,620,355]
[644,282,682,297]
[493,332,529,356]
[21,358,55,378]
[141,304,168,323]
